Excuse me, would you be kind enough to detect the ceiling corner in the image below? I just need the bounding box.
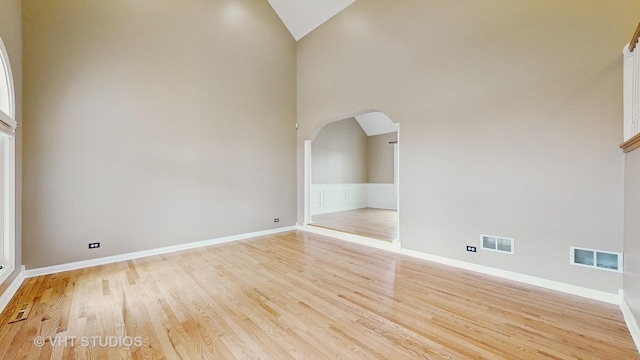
[268,0,355,41]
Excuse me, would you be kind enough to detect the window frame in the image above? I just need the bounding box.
[0,36,15,127]
[0,35,16,286]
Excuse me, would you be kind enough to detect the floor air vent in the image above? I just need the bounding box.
[481,234,514,254]
[8,302,34,324]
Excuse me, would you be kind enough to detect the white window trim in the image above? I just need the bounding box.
[0,135,16,283]
[0,36,15,121]
[0,35,16,286]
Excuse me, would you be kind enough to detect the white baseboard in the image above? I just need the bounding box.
[0,265,25,315]
[25,226,297,278]
[397,248,621,305]
[621,291,640,353]
[299,225,621,305]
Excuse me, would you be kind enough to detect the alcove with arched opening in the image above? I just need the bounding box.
[303,110,400,244]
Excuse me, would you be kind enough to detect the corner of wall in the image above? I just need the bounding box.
[621,291,640,353]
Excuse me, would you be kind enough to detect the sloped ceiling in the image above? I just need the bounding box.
[268,0,355,41]
[355,112,398,136]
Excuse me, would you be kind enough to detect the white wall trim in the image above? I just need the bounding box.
[367,183,397,210]
[0,265,25,315]
[310,183,368,215]
[25,226,297,278]
[298,226,621,305]
[310,183,397,216]
[621,291,640,353]
[398,248,621,305]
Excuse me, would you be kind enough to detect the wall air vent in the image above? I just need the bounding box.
[570,247,622,273]
[481,234,514,254]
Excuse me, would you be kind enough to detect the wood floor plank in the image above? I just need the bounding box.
[0,230,637,359]
[310,208,398,242]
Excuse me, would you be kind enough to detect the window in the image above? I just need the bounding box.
[0,51,10,116]
[0,35,16,286]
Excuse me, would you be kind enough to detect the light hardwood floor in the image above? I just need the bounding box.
[311,208,398,242]
[0,231,637,359]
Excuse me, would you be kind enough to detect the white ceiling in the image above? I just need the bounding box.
[267,0,355,41]
[355,112,398,136]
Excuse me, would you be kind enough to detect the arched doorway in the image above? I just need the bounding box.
[303,110,400,246]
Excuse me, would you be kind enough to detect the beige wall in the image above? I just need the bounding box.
[368,132,396,184]
[624,149,640,324]
[312,118,396,184]
[297,0,640,293]
[312,118,368,183]
[0,0,21,295]
[22,0,297,268]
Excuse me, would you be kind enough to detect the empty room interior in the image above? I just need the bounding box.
[1,0,640,358]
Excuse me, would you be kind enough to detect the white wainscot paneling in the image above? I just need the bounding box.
[310,190,322,212]
[311,183,397,215]
[367,183,397,210]
[350,187,368,204]
[311,184,368,215]
[324,190,348,207]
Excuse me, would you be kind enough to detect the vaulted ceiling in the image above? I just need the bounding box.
[267,0,355,41]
